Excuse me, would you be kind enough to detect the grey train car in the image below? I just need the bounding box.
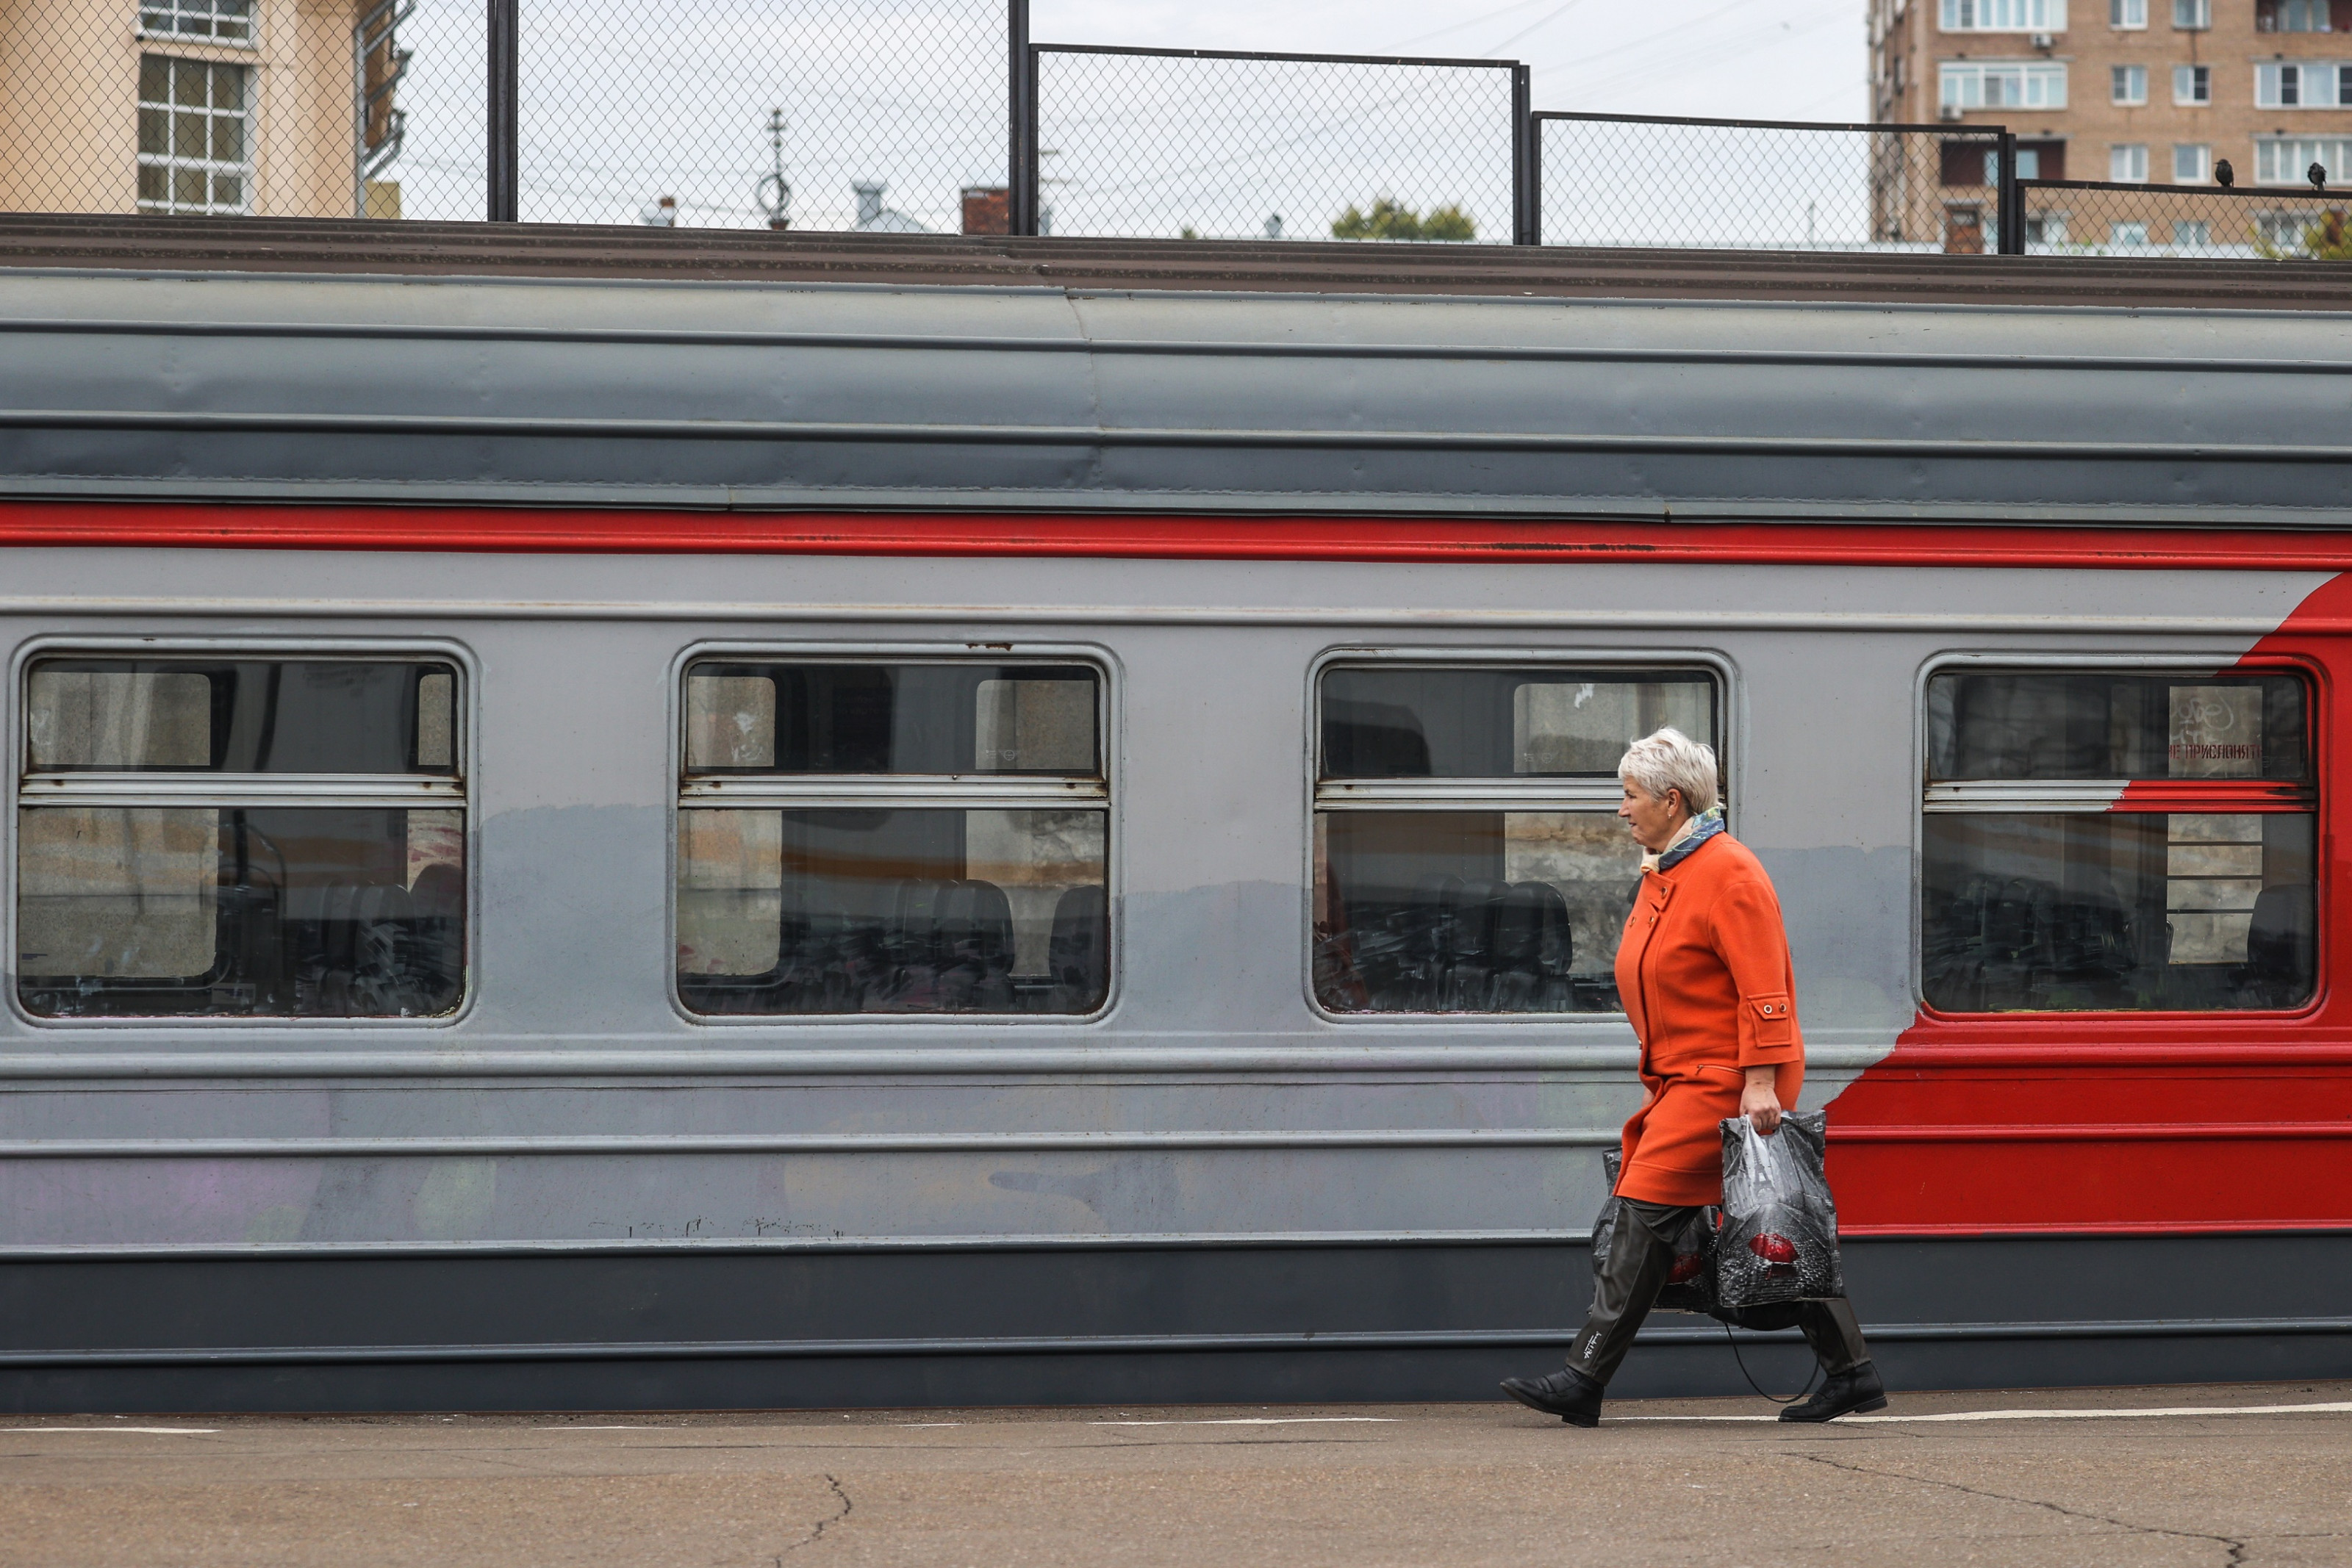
[1,223,2350,1411]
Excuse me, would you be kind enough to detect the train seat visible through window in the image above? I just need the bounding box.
[14,655,465,1020]
[675,658,1108,1018]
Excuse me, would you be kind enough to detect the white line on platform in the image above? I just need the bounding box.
[0,1426,218,1434]
[1619,1400,2352,1425]
[1094,1417,1402,1427]
[530,1425,670,1431]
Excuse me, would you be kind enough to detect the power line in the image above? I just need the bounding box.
[1386,0,1564,49]
[1554,4,1852,100]
[1526,0,1789,76]
[1484,0,1588,56]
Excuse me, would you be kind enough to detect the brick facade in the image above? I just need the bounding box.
[1871,0,2352,251]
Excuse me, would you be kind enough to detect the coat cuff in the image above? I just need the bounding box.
[1736,1039,1804,1068]
[1735,991,1800,1066]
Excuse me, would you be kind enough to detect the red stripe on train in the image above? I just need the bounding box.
[1824,570,2352,1234]
[8,500,2352,569]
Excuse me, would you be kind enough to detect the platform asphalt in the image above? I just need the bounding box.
[1,1381,2345,1566]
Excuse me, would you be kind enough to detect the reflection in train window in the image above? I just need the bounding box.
[1927,669,2308,782]
[1921,668,2316,1012]
[15,656,465,1019]
[676,660,1108,1016]
[1320,667,1713,779]
[1313,666,1718,1014]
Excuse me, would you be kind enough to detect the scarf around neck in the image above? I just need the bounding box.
[1641,808,1724,874]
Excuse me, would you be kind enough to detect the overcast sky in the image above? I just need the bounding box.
[1030,0,1867,123]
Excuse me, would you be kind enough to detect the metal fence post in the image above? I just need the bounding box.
[1996,130,2023,254]
[487,0,518,221]
[1007,0,1033,237]
[1513,64,1535,245]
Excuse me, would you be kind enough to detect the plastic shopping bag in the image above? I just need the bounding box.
[1713,1110,1845,1309]
[1594,1150,1719,1314]
[1591,1149,1626,1275]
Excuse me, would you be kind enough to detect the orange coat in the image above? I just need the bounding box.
[1612,831,1805,1206]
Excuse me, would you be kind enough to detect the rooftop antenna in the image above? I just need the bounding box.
[757,109,791,230]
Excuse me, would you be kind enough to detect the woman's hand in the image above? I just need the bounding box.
[1740,1067,1782,1134]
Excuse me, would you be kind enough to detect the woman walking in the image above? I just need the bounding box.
[1501,727,1885,1428]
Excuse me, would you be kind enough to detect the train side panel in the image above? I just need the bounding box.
[0,542,2346,1408]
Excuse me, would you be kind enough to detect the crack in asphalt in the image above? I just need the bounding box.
[1782,1448,2251,1565]
[774,1473,851,1561]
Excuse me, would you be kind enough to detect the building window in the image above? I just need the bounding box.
[2257,61,2352,106]
[2258,0,2334,29]
[1941,0,2067,27]
[1940,61,2070,108]
[1982,144,2046,181]
[675,658,1109,1016]
[140,0,252,43]
[137,56,251,215]
[2174,64,2211,103]
[2112,64,2149,103]
[2025,211,2069,243]
[2173,0,2209,26]
[1311,663,1718,1016]
[15,655,467,1020]
[2111,0,2146,24]
[2109,143,2151,180]
[2256,134,2352,181]
[1921,668,2315,1014]
[2109,219,2150,242]
[2173,142,2212,180]
[2173,218,2212,243]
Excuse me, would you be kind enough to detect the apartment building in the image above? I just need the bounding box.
[0,0,406,220]
[1870,0,2352,250]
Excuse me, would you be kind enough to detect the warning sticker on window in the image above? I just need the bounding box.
[2168,686,2263,777]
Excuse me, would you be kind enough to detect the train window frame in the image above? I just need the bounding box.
[1911,651,2325,1021]
[1301,647,1736,1026]
[665,641,1120,1028]
[6,635,478,1030]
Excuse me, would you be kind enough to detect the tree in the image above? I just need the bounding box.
[1330,197,1476,242]
[1420,204,1476,242]
[2254,207,2352,259]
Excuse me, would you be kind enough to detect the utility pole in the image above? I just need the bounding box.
[757,109,791,230]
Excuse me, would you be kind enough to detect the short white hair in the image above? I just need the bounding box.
[1618,727,1719,816]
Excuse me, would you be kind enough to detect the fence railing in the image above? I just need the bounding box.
[6,0,2351,257]
[2014,178,2352,259]
[1020,46,1530,245]
[1533,113,2017,253]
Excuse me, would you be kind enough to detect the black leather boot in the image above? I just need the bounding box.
[1777,1359,1887,1423]
[1500,1366,1605,1427]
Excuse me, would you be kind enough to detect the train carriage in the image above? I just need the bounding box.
[0,220,2348,1410]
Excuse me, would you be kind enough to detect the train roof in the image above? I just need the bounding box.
[4,214,2352,528]
[18,211,2352,310]
[13,214,2352,309]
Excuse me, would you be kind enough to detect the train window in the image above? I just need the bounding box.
[1313,666,1718,1014]
[676,660,1108,1016]
[1921,668,2316,1012]
[15,656,466,1020]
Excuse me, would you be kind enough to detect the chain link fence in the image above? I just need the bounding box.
[8,1,2352,259]
[513,0,1006,231]
[0,0,474,221]
[1028,46,1526,245]
[0,0,1005,229]
[1534,114,2009,253]
[2016,179,2352,259]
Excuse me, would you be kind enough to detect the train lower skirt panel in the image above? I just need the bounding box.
[1,1233,2347,1412]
